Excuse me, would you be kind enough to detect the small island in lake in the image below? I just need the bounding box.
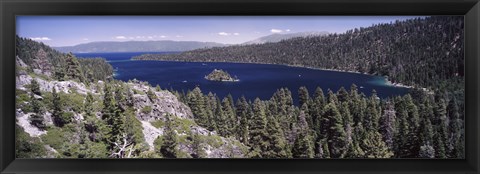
[205,69,239,82]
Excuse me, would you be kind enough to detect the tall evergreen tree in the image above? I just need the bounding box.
[298,86,310,107]
[292,110,314,158]
[360,131,393,158]
[222,97,236,137]
[264,102,288,158]
[215,97,228,137]
[379,101,396,150]
[248,98,269,158]
[187,87,208,127]
[434,99,448,158]
[324,102,347,158]
[51,87,66,127]
[161,114,178,158]
[65,53,85,82]
[236,96,249,144]
[29,92,45,129]
[447,97,462,158]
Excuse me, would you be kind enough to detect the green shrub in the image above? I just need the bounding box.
[16,125,47,158]
[16,90,32,112]
[61,112,74,124]
[141,106,153,114]
[133,89,145,95]
[41,126,72,150]
[173,117,196,134]
[59,92,85,112]
[151,120,165,129]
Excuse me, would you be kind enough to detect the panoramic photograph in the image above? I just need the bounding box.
[15,16,464,158]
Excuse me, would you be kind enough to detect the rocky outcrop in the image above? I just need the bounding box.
[16,74,94,95]
[129,82,193,121]
[141,121,164,151]
[16,110,47,137]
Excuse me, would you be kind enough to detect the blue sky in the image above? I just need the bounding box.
[17,16,424,47]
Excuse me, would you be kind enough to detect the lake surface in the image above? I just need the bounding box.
[75,52,411,104]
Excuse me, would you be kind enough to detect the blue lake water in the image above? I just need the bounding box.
[75,52,411,104]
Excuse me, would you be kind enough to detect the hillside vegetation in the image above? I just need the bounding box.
[133,16,464,91]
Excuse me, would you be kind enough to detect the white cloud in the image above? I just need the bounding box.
[175,35,183,38]
[129,37,135,39]
[160,35,167,38]
[82,38,89,41]
[233,33,240,36]
[115,36,127,39]
[30,37,51,41]
[286,29,291,32]
[148,36,154,39]
[218,32,230,36]
[270,29,283,33]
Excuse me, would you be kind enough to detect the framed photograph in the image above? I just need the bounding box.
[1,0,479,173]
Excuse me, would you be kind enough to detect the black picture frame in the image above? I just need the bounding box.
[1,0,479,173]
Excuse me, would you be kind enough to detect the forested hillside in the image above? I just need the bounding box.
[133,16,464,91]
[16,14,465,159]
[16,37,247,158]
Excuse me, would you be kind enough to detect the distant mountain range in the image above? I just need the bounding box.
[53,31,329,53]
[54,40,227,53]
[242,31,329,45]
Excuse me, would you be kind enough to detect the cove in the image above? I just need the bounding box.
[75,52,411,104]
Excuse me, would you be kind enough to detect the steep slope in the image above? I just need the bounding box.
[15,36,248,158]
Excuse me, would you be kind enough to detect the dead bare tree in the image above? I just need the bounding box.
[110,133,136,158]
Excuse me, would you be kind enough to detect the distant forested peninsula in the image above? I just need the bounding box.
[133,16,464,92]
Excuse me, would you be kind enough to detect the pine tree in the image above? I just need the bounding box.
[447,97,462,158]
[379,101,396,149]
[51,87,66,127]
[264,102,288,158]
[364,90,380,131]
[102,83,124,150]
[29,92,45,130]
[326,89,338,104]
[298,86,310,107]
[248,98,268,158]
[419,143,435,158]
[236,96,249,144]
[83,92,105,142]
[215,97,228,137]
[54,64,66,81]
[312,87,325,135]
[222,97,236,137]
[434,99,448,158]
[324,102,347,158]
[336,87,350,103]
[300,103,313,130]
[292,110,314,158]
[187,87,208,127]
[29,79,41,95]
[361,131,393,158]
[205,93,217,131]
[65,53,85,82]
[161,114,178,158]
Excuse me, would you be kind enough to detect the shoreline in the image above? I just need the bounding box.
[132,58,423,90]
